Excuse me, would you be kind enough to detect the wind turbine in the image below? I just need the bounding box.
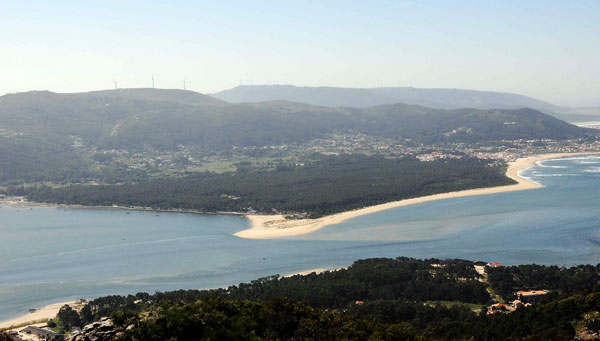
[152,75,155,89]
[113,80,118,89]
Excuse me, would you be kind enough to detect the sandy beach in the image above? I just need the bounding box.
[235,152,599,239]
[283,267,346,278]
[0,301,76,330]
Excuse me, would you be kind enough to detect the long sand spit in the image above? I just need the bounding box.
[235,152,599,239]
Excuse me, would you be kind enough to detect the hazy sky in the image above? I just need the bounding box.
[1,0,599,106]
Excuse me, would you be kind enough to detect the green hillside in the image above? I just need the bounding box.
[46,257,600,340]
[0,88,595,183]
[0,89,591,148]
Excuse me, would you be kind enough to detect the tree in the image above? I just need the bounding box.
[57,305,82,331]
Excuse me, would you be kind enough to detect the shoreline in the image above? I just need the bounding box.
[2,152,598,240]
[283,267,345,278]
[234,152,599,239]
[0,198,245,217]
[0,301,77,331]
[0,152,597,326]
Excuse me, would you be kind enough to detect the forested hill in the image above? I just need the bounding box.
[211,84,560,111]
[0,88,592,151]
[85,88,227,106]
[0,88,595,184]
[46,257,600,340]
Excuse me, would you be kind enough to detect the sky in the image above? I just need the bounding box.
[1,0,599,106]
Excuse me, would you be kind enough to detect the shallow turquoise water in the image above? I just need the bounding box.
[1,155,600,320]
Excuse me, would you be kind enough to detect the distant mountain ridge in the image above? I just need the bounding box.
[211,85,560,111]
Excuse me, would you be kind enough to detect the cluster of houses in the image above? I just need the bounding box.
[5,326,63,341]
[306,133,397,155]
[473,261,548,315]
[472,260,550,315]
[473,260,502,277]
[416,152,463,162]
[487,290,549,315]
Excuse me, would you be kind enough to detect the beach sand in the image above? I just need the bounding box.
[283,266,347,278]
[0,301,76,330]
[234,152,598,239]
[284,268,333,277]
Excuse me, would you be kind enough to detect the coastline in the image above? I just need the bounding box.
[0,301,76,331]
[0,152,597,327]
[2,152,598,240]
[284,267,345,278]
[0,198,245,217]
[234,152,599,239]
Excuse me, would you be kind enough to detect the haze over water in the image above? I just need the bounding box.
[1,155,600,321]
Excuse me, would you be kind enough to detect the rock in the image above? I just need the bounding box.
[71,318,116,341]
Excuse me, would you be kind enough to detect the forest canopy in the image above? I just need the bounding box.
[27,155,514,216]
[62,257,600,340]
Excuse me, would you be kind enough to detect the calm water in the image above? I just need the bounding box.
[1,155,600,320]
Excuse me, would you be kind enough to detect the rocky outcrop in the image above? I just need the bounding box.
[70,318,116,341]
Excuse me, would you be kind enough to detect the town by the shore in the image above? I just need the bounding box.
[234,152,598,239]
